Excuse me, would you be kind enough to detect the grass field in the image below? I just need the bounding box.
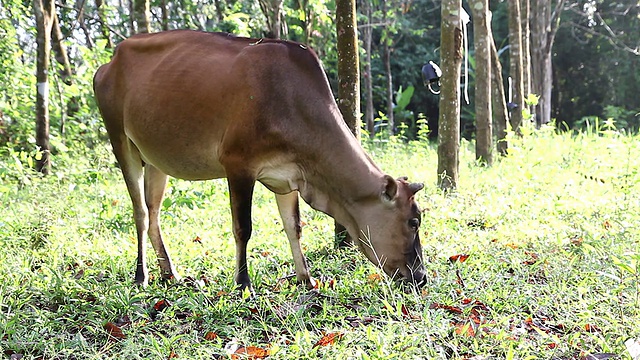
[1,127,639,359]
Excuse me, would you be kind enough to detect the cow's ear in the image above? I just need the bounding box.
[382,175,398,202]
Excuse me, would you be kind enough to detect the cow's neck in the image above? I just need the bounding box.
[294,125,383,240]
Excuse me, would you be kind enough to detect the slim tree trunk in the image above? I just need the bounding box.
[214,0,225,23]
[471,0,492,166]
[530,0,564,127]
[437,0,463,191]
[96,0,114,48]
[508,0,525,133]
[160,0,169,30]
[381,0,394,134]
[335,0,361,246]
[133,0,150,34]
[74,0,94,49]
[521,0,531,97]
[34,0,54,175]
[51,13,72,85]
[258,0,286,39]
[491,39,510,156]
[362,0,375,138]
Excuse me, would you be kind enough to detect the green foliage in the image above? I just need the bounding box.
[2,132,640,359]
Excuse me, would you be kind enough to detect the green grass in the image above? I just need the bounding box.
[1,128,639,359]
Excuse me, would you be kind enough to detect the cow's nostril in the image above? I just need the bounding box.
[409,269,427,287]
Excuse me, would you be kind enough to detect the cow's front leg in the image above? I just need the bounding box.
[275,192,316,289]
[227,175,256,291]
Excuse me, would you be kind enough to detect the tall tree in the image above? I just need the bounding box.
[471,0,492,166]
[520,0,531,97]
[259,0,287,38]
[491,39,510,156]
[361,0,375,137]
[508,0,525,133]
[381,0,394,135]
[530,0,565,127]
[437,0,463,190]
[133,0,151,34]
[335,0,360,246]
[96,0,114,48]
[33,0,55,175]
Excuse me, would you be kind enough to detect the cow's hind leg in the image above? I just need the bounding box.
[227,175,256,291]
[275,192,315,289]
[144,164,180,281]
[110,139,150,285]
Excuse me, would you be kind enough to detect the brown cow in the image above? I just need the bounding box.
[93,30,426,290]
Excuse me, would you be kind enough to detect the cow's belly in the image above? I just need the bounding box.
[138,146,227,181]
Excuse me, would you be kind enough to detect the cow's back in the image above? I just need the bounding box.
[94,30,337,181]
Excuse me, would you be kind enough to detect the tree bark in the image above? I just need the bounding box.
[381,0,394,135]
[521,0,531,97]
[96,0,114,48]
[51,13,73,85]
[362,0,375,138]
[160,0,169,31]
[74,0,94,49]
[530,0,564,127]
[471,0,492,166]
[34,0,54,175]
[258,0,287,39]
[335,0,361,246]
[133,0,150,34]
[437,0,463,191]
[491,39,510,156]
[508,0,525,133]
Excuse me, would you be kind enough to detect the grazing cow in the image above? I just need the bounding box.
[93,30,426,290]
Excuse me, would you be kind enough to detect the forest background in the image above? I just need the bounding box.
[1,0,640,358]
[1,0,639,157]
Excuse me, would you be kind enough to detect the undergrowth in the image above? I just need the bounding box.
[1,127,639,359]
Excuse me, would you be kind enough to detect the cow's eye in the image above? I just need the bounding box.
[409,218,420,229]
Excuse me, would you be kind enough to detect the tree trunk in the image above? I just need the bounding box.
[362,0,375,138]
[214,0,225,23]
[508,0,525,133]
[491,39,510,156]
[472,0,492,166]
[34,0,54,175]
[530,0,564,127]
[335,0,360,246]
[297,0,312,45]
[521,0,531,97]
[96,0,114,48]
[258,0,286,39]
[382,0,394,135]
[51,13,73,85]
[74,0,94,49]
[133,0,150,34]
[160,0,169,30]
[437,0,463,191]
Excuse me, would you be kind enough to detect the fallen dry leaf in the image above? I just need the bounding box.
[313,332,343,348]
[204,331,218,341]
[153,299,171,312]
[429,303,463,314]
[449,254,470,263]
[584,324,601,333]
[453,322,475,337]
[231,346,270,359]
[103,322,126,340]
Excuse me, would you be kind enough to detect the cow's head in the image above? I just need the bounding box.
[354,175,426,286]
